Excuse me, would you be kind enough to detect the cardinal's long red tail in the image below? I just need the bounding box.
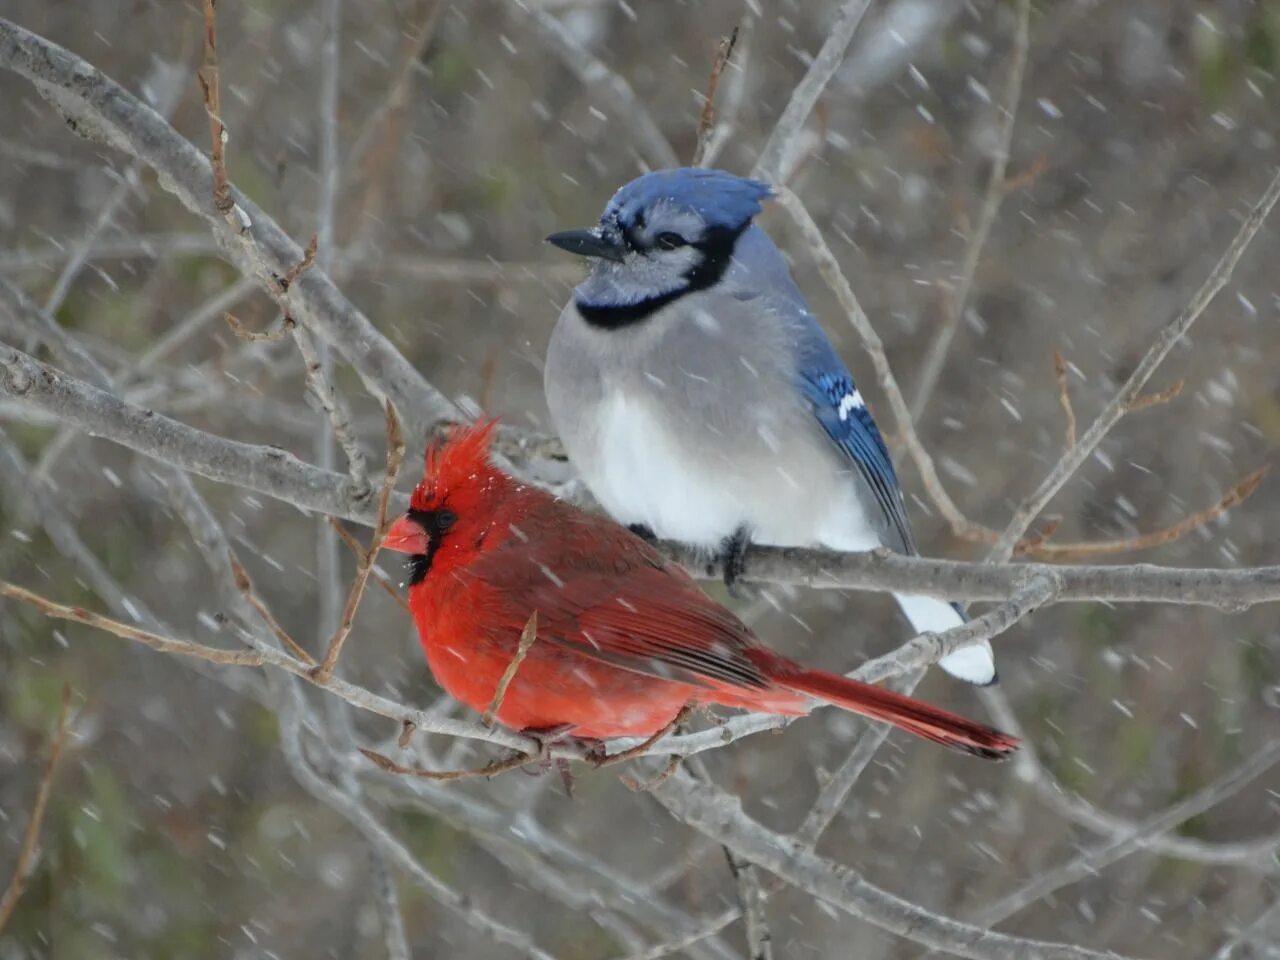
[757,655,1019,760]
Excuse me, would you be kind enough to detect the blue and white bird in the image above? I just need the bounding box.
[543,168,995,685]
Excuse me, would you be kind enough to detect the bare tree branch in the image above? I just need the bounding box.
[0,17,457,443]
[368,774,741,960]
[752,0,873,182]
[1210,900,1280,960]
[649,769,1138,960]
[369,853,411,960]
[482,611,539,727]
[0,233,582,286]
[792,576,1056,849]
[1053,349,1078,450]
[698,15,753,170]
[275,685,558,960]
[1021,466,1268,561]
[772,184,989,543]
[989,165,1280,561]
[314,404,405,682]
[979,687,1280,873]
[691,27,739,168]
[968,739,1280,927]
[0,576,535,754]
[911,0,1033,418]
[0,344,380,520]
[5,341,1280,612]
[0,684,72,932]
[513,1,678,170]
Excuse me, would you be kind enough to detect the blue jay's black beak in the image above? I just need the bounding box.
[546,228,626,263]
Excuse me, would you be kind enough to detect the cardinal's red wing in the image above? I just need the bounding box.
[464,517,770,692]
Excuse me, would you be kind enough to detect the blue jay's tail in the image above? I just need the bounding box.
[893,594,997,686]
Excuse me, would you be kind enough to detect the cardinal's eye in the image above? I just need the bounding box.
[655,232,687,250]
[433,509,458,532]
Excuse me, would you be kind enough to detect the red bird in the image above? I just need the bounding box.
[382,422,1018,760]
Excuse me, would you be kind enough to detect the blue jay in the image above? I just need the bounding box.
[543,168,995,685]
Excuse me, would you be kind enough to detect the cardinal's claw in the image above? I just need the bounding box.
[522,723,576,765]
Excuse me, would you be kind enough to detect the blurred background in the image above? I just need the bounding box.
[2,0,1280,957]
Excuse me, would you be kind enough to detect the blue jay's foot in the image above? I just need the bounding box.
[627,523,658,543]
[716,525,752,600]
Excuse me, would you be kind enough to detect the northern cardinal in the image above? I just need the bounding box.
[382,422,1018,760]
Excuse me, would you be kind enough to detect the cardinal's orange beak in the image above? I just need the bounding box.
[383,515,429,555]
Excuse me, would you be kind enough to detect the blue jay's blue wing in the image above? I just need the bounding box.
[790,315,917,555]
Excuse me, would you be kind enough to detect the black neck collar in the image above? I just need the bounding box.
[576,224,745,330]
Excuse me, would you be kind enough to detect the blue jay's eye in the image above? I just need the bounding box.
[655,231,687,250]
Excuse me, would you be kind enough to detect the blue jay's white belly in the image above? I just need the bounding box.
[587,388,878,550]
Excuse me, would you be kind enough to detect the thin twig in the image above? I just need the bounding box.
[198,0,233,216]
[0,577,534,754]
[1033,776,1280,872]
[290,277,371,496]
[725,850,774,960]
[990,165,1280,562]
[598,704,693,767]
[0,234,582,285]
[969,739,1280,927]
[345,0,444,176]
[1,580,266,665]
[794,691,902,848]
[850,575,1058,687]
[981,684,1280,872]
[277,689,557,960]
[682,752,774,960]
[0,684,72,932]
[792,575,1056,848]
[288,231,320,290]
[41,164,144,318]
[515,1,677,169]
[225,310,293,342]
[197,0,371,492]
[1053,349,1077,449]
[1021,466,1269,561]
[1210,899,1280,960]
[1,20,457,428]
[700,15,753,170]
[370,853,411,960]
[371,768,740,960]
[616,904,742,960]
[314,402,406,682]
[772,185,986,542]
[911,0,1033,419]
[359,747,533,782]
[619,754,683,794]
[751,0,873,182]
[793,575,1055,852]
[774,181,1272,563]
[228,550,317,664]
[482,611,539,727]
[328,516,411,612]
[650,769,1136,960]
[1126,379,1185,412]
[690,27,738,167]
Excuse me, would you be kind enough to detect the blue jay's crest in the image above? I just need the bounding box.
[603,169,772,235]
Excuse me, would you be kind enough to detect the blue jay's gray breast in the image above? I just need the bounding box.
[545,292,880,550]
